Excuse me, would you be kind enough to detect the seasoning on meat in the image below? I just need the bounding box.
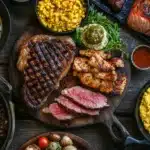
[17,35,76,108]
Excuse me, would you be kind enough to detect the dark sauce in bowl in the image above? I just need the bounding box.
[132,46,150,69]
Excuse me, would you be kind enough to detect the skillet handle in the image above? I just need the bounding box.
[105,115,129,143]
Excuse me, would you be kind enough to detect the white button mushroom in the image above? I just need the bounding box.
[61,136,73,147]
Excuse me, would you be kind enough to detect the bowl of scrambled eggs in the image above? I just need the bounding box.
[36,0,89,34]
[135,81,150,142]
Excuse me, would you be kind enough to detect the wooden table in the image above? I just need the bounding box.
[2,1,150,150]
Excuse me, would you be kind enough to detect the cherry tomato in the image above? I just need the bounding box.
[38,137,49,149]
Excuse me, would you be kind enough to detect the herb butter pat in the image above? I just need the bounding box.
[81,24,108,50]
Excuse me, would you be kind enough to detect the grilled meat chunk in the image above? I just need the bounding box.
[89,54,115,72]
[80,50,112,59]
[109,57,124,68]
[61,86,108,109]
[73,57,90,72]
[56,95,100,116]
[94,71,117,81]
[17,35,76,108]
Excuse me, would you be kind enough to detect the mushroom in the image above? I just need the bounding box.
[49,133,61,141]
[63,145,77,150]
[25,144,41,150]
[61,136,73,147]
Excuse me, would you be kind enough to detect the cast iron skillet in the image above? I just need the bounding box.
[0,77,15,150]
[0,0,11,51]
[135,81,150,142]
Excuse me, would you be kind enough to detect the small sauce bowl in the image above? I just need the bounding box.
[131,45,150,70]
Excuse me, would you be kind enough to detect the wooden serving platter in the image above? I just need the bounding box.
[19,132,92,150]
[9,25,131,142]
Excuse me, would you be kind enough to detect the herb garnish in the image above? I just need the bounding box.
[73,7,128,57]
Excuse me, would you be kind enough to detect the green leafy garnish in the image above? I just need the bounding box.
[73,6,128,57]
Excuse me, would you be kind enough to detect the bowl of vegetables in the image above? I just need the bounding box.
[35,0,89,34]
[20,132,91,150]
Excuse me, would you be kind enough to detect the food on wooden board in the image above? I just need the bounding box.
[73,49,127,95]
[56,95,100,116]
[17,35,76,108]
[139,87,150,133]
[25,144,41,150]
[127,0,150,36]
[73,7,125,54]
[0,17,2,39]
[80,24,108,50]
[25,134,78,150]
[132,45,150,69]
[43,86,108,121]
[48,103,74,121]
[62,86,108,109]
[37,0,86,32]
[104,0,125,12]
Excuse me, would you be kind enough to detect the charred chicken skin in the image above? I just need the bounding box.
[73,50,127,95]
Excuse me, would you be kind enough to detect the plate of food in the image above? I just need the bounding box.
[0,0,11,51]
[9,3,131,143]
[92,0,150,44]
[19,132,91,150]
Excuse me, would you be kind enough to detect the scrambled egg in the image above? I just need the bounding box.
[140,87,150,133]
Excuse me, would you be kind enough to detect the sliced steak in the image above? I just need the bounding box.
[56,95,99,116]
[49,103,74,121]
[61,86,109,109]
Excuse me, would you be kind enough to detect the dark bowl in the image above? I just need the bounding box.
[0,77,15,150]
[0,0,11,51]
[135,81,150,142]
[35,0,89,34]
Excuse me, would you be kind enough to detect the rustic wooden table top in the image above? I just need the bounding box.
[1,1,150,150]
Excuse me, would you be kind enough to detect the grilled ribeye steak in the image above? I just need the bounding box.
[61,86,109,109]
[17,35,76,108]
[56,95,100,116]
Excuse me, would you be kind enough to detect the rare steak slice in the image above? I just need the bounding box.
[49,103,74,120]
[56,95,100,116]
[61,86,109,109]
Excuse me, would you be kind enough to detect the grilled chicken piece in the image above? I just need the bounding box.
[89,54,115,72]
[114,74,127,95]
[94,71,117,81]
[109,57,124,68]
[80,50,112,59]
[75,72,101,89]
[17,35,76,108]
[73,57,90,72]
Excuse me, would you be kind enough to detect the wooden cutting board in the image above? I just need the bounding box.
[9,25,131,142]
